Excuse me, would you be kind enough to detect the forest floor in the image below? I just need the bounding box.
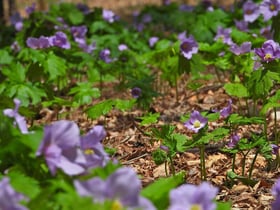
[35,68,279,209]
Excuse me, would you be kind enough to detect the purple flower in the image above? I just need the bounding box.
[168,182,218,210]
[11,41,21,52]
[255,39,280,62]
[26,36,50,49]
[142,14,152,23]
[99,49,112,63]
[160,145,169,152]
[74,167,156,210]
[76,3,90,14]
[272,178,280,210]
[3,98,28,134]
[10,13,23,31]
[25,2,36,15]
[260,25,273,39]
[118,44,128,51]
[230,42,252,55]
[271,144,279,155]
[149,37,159,48]
[54,17,69,30]
[131,87,142,98]
[184,110,208,133]
[177,31,187,42]
[214,27,233,45]
[260,0,280,21]
[36,120,85,176]
[180,36,198,59]
[102,9,115,23]
[227,133,240,148]
[49,32,71,49]
[80,125,110,168]
[70,25,87,44]
[242,0,260,22]
[234,19,249,32]
[220,99,233,118]
[0,177,28,210]
[79,41,96,53]
[163,0,171,5]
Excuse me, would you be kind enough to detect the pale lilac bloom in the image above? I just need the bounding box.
[160,145,169,152]
[230,42,252,55]
[80,125,110,168]
[3,98,28,134]
[102,9,115,23]
[255,39,280,62]
[260,25,273,39]
[70,25,87,44]
[11,41,21,52]
[220,99,233,118]
[179,4,194,11]
[260,0,280,21]
[271,144,279,155]
[131,87,142,98]
[180,36,198,59]
[234,19,249,32]
[177,31,187,42]
[79,41,96,53]
[242,0,260,22]
[0,177,28,210]
[26,36,50,49]
[184,110,208,133]
[25,3,36,15]
[100,49,112,63]
[168,182,218,210]
[227,133,240,148]
[54,17,69,30]
[272,178,280,210]
[214,27,233,45]
[74,167,156,210]
[118,44,128,51]
[76,3,90,14]
[36,120,85,176]
[10,12,23,31]
[49,31,71,49]
[149,37,159,48]
[142,14,152,23]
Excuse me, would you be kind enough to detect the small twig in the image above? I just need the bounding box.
[122,153,149,165]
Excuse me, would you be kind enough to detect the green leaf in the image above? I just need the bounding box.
[86,100,115,119]
[141,172,185,210]
[173,133,188,152]
[115,99,136,111]
[1,62,26,82]
[43,52,67,81]
[8,171,41,199]
[216,201,232,210]
[138,112,160,126]
[68,82,101,105]
[228,114,264,125]
[18,129,43,153]
[0,49,13,64]
[224,83,249,98]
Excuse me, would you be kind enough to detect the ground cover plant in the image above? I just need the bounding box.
[2,0,280,209]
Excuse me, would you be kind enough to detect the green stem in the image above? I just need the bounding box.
[169,155,175,176]
[274,107,279,144]
[199,145,207,181]
[232,153,236,172]
[241,150,250,176]
[164,161,169,176]
[248,150,259,179]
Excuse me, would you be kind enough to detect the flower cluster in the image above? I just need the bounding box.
[3,98,29,134]
[36,120,109,176]
[26,31,70,49]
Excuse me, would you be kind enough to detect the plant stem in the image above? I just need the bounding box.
[248,150,259,179]
[232,153,236,172]
[164,161,169,176]
[274,107,279,143]
[168,155,175,176]
[199,144,207,181]
[241,150,250,176]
